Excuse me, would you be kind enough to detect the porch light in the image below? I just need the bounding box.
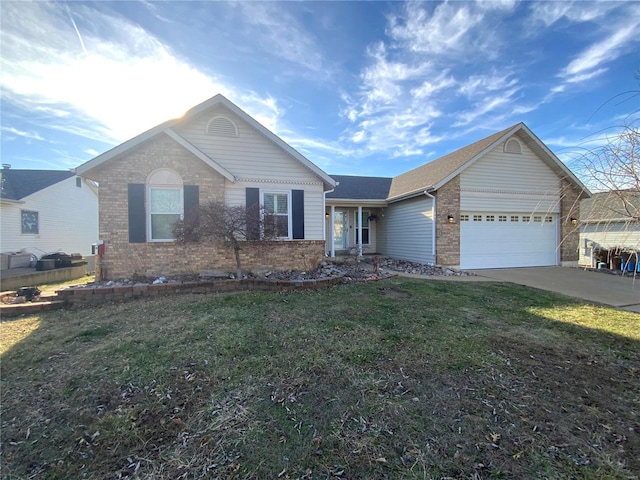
[570,217,577,226]
[325,212,330,219]
[447,214,455,224]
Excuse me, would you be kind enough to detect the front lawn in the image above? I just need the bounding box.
[1,278,638,479]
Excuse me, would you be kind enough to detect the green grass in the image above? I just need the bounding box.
[1,278,638,479]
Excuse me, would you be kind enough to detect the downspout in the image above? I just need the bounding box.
[423,190,436,258]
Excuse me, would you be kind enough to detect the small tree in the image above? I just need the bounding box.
[173,200,278,278]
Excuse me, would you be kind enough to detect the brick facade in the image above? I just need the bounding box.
[435,175,461,266]
[559,178,583,265]
[91,133,325,280]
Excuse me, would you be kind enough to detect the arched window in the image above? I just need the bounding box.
[147,169,183,241]
[504,138,522,154]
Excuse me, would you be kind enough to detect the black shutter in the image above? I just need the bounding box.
[183,185,199,218]
[246,187,260,240]
[128,184,146,243]
[292,189,304,240]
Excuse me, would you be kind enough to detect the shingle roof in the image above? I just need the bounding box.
[580,190,640,222]
[388,124,520,199]
[326,175,392,200]
[0,169,75,201]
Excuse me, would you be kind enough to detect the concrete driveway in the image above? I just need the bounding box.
[470,267,640,313]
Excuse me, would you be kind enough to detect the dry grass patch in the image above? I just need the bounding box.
[1,279,638,479]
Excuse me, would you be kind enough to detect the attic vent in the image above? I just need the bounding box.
[206,116,238,137]
[504,138,522,154]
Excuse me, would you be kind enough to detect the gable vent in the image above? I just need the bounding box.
[206,116,238,137]
[504,138,522,154]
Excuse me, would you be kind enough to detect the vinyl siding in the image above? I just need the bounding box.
[579,223,640,266]
[460,136,560,213]
[175,106,321,184]
[0,177,98,257]
[382,196,435,264]
[226,181,325,240]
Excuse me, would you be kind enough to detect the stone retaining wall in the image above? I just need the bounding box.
[55,276,344,308]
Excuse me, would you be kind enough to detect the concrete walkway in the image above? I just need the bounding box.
[470,267,640,313]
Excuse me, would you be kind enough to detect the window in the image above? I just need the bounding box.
[486,215,495,222]
[355,210,370,244]
[150,188,182,240]
[534,216,542,222]
[147,169,183,241]
[263,192,290,238]
[473,215,482,222]
[460,214,469,222]
[511,215,519,222]
[21,210,39,234]
[498,215,507,222]
[545,216,553,223]
[522,215,530,222]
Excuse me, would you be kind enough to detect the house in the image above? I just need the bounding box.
[75,94,336,280]
[325,123,590,269]
[579,190,640,270]
[75,93,589,280]
[0,168,98,269]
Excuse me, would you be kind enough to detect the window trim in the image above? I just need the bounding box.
[262,190,292,240]
[21,210,39,235]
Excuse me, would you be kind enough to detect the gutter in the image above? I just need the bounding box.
[387,185,435,204]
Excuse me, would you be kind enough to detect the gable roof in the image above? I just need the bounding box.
[75,94,336,191]
[388,122,590,200]
[581,190,640,223]
[327,175,392,200]
[1,169,75,201]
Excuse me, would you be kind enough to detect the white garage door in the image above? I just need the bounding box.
[460,213,558,269]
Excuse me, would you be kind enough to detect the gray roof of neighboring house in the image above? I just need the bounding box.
[326,175,393,200]
[580,190,640,223]
[0,169,75,201]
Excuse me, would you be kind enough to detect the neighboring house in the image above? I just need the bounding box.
[0,168,98,268]
[75,94,336,280]
[325,123,590,269]
[579,190,640,269]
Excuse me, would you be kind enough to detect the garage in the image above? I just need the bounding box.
[460,212,559,269]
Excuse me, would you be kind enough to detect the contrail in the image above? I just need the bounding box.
[65,4,87,54]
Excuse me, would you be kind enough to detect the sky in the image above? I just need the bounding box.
[1,1,639,178]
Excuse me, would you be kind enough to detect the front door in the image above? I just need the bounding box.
[333,210,349,250]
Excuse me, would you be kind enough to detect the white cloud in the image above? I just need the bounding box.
[0,126,45,142]
[236,2,328,78]
[529,1,621,26]
[453,87,521,127]
[388,1,484,55]
[0,2,281,146]
[458,72,518,99]
[411,71,456,99]
[560,17,640,82]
